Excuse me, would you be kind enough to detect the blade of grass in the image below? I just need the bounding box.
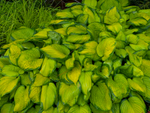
[0,0,58,46]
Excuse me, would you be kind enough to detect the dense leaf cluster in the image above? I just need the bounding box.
[0,0,150,113]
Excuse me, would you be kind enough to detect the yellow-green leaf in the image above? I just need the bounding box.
[20,74,31,86]
[67,34,91,44]
[128,78,146,95]
[79,71,92,95]
[40,57,56,77]
[9,44,21,65]
[68,104,91,113]
[18,48,43,70]
[41,83,57,110]
[29,86,41,103]
[128,17,147,26]
[140,59,150,77]
[59,82,81,106]
[14,86,30,112]
[82,0,97,9]
[31,28,52,40]
[56,10,74,18]
[41,44,70,59]
[79,41,98,56]
[107,23,122,34]
[32,73,50,86]
[83,6,100,23]
[2,65,24,77]
[97,38,116,61]
[90,81,112,111]
[67,24,87,35]
[1,103,14,113]
[104,7,120,24]
[67,62,81,84]
[11,26,35,41]
[0,76,20,98]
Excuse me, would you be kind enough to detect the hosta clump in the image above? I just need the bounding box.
[1,0,150,112]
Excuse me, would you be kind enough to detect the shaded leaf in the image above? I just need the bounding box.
[1,103,14,113]
[47,31,61,44]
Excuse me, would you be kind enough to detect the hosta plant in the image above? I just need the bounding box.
[0,0,150,113]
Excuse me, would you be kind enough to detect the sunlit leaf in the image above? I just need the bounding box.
[104,7,120,24]
[29,86,41,103]
[107,23,122,34]
[2,65,24,77]
[97,38,116,61]
[31,28,52,40]
[14,86,30,112]
[0,76,20,98]
[67,62,81,84]
[32,73,50,86]
[41,44,70,59]
[90,81,112,111]
[9,44,21,65]
[41,83,57,110]
[140,59,150,77]
[79,71,92,95]
[1,103,14,113]
[56,10,74,19]
[59,82,81,106]
[128,17,147,26]
[82,0,97,9]
[40,57,56,77]
[18,48,43,70]
[67,34,90,44]
[68,104,91,113]
[128,77,146,95]
[11,26,34,41]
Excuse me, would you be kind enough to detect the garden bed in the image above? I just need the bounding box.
[0,0,150,113]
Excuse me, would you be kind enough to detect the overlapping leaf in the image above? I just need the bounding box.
[41,83,57,110]
[2,65,24,77]
[68,104,91,113]
[90,81,112,111]
[59,82,81,106]
[97,38,116,61]
[18,48,43,70]
[9,44,21,65]
[0,76,20,98]
[41,44,70,59]
[120,95,146,113]
[14,86,30,112]
[40,57,56,77]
